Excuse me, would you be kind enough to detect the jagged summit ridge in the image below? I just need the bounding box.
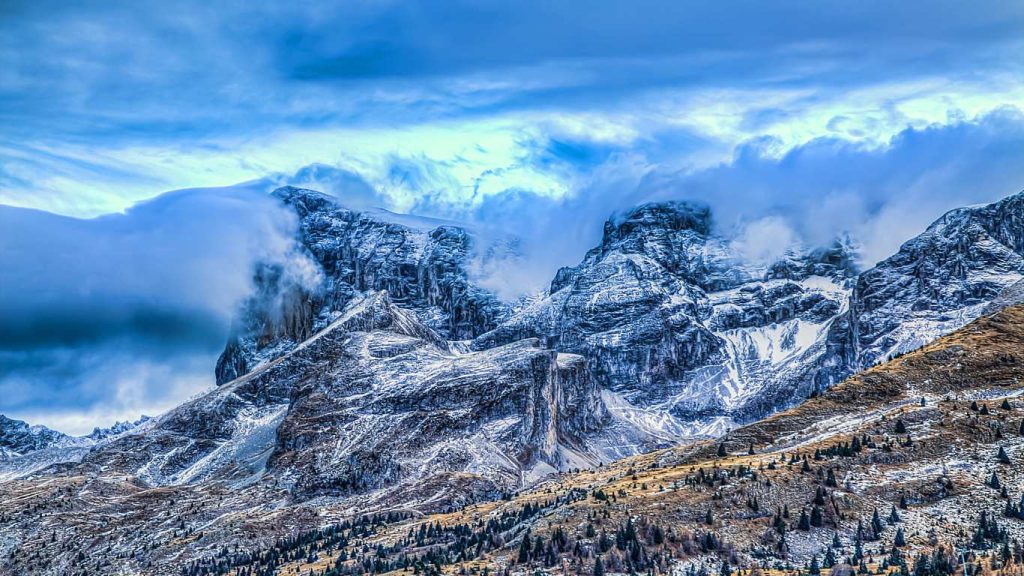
[0,414,152,460]
[0,415,68,459]
[215,186,512,384]
[475,200,857,440]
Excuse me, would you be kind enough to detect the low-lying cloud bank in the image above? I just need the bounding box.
[0,183,319,434]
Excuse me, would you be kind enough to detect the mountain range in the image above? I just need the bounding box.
[3,187,1024,575]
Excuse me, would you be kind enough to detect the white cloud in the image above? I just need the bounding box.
[730,217,800,263]
[0,183,320,434]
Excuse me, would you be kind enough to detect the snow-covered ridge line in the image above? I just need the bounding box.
[215,186,516,385]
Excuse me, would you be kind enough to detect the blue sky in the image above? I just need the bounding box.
[2,0,1024,433]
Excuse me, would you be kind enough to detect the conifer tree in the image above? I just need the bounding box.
[872,509,885,536]
[773,510,786,534]
[811,506,824,528]
[889,505,901,524]
[824,547,837,568]
[518,531,531,563]
[814,487,827,506]
[798,509,811,531]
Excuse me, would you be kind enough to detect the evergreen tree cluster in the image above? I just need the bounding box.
[180,491,590,576]
[1003,494,1024,520]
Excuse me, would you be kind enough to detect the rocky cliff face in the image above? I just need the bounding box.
[469,192,1024,438]
[216,192,864,446]
[76,291,606,502]
[473,202,857,438]
[845,191,1024,368]
[215,187,511,384]
[0,415,68,459]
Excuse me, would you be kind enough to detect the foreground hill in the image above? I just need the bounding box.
[197,304,1024,576]
[4,305,1024,575]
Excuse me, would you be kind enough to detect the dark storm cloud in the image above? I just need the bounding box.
[2,0,1021,145]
